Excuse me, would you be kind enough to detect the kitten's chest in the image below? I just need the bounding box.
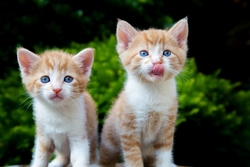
[139,111,164,132]
[125,78,177,113]
[135,111,167,145]
[124,78,177,143]
[34,100,85,134]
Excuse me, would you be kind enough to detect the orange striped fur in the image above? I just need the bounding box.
[99,18,188,167]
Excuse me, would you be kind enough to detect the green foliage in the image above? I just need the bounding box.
[0,0,177,78]
[0,71,34,165]
[1,36,250,166]
[175,58,250,166]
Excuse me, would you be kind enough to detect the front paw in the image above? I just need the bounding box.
[89,164,100,167]
[48,159,68,167]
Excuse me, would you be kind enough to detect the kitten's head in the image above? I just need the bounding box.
[116,17,188,82]
[17,48,94,106]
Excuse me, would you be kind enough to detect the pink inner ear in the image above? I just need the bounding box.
[18,55,31,75]
[82,52,93,74]
[17,48,39,76]
[74,48,94,76]
[169,18,188,49]
[116,20,138,53]
[117,30,130,51]
[176,26,188,48]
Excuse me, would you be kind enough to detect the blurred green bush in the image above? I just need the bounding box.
[0,71,34,165]
[0,36,250,166]
[175,59,250,166]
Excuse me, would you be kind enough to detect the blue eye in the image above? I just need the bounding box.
[163,50,171,57]
[41,76,50,83]
[139,51,149,57]
[64,76,73,83]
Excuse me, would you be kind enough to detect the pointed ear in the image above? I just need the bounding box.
[73,48,94,77]
[17,47,40,78]
[168,17,189,50]
[116,19,138,54]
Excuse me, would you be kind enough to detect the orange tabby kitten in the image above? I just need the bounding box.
[17,48,99,167]
[98,18,188,167]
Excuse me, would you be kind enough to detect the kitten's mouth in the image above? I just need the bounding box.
[50,94,63,100]
[151,64,164,76]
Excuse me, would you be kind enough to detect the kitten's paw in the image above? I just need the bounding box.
[48,159,67,167]
[156,162,176,167]
[89,164,100,167]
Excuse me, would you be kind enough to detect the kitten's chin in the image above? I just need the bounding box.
[143,72,174,83]
[139,73,165,83]
[149,73,165,82]
[48,98,65,105]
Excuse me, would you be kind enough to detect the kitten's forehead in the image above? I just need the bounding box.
[38,51,76,72]
[135,29,177,48]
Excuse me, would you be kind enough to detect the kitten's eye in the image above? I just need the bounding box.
[64,76,73,83]
[139,51,149,57]
[41,76,50,83]
[163,50,171,57]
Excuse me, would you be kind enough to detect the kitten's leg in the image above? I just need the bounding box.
[89,133,99,165]
[142,146,156,167]
[98,121,120,167]
[48,150,70,167]
[31,135,54,167]
[49,135,70,167]
[154,115,177,167]
[143,156,156,167]
[69,135,90,167]
[120,114,143,167]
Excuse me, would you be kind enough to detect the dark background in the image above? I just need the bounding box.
[1,0,250,166]
[1,0,250,88]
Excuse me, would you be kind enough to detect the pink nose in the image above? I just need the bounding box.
[53,88,62,94]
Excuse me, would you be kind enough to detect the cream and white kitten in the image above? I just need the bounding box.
[17,48,99,167]
[98,18,188,167]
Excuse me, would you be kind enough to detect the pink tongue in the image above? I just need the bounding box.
[152,64,164,75]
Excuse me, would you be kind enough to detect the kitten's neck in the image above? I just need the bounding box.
[33,94,86,134]
[125,74,177,95]
[124,74,177,115]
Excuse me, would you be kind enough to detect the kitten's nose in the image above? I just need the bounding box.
[152,57,163,64]
[53,88,62,94]
[153,60,163,66]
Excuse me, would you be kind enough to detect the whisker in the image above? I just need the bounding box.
[177,69,193,83]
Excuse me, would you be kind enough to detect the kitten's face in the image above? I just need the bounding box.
[116,18,188,82]
[17,48,94,106]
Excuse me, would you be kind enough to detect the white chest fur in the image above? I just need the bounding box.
[31,96,91,167]
[125,77,177,144]
[33,97,86,136]
[125,76,177,115]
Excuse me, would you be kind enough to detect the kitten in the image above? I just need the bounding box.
[17,48,99,167]
[98,18,188,167]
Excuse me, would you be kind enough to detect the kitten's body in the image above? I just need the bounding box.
[17,48,98,167]
[99,18,188,167]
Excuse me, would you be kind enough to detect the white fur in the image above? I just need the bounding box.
[125,74,177,115]
[150,43,163,64]
[155,149,176,167]
[123,74,177,166]
[31,95,90,167]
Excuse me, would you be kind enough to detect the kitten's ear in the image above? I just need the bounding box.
[168,17,189,50]
[73,48,94,77]
[116,19,138,54]
[17,47,40,77]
